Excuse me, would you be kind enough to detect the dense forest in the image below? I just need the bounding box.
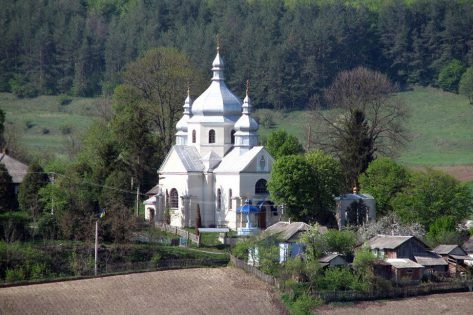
[1,0,473,110]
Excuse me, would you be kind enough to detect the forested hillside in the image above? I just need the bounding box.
[1,0,473,110]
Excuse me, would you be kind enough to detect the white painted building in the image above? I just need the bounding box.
[144,48,279,230]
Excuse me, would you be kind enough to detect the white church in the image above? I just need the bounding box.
[144,47,280,230]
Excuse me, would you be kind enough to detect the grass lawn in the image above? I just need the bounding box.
[0,92,102,158]
[1,86,472,167]
[256,86,473,167]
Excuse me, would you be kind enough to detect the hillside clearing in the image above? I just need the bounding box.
[0,267,286,315]
[317,291,473,315]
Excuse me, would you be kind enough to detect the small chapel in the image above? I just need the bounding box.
[144,46,279,230]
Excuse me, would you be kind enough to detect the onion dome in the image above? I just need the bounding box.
[189,49,242,121]
[234,80,259,148]
[175,87,192,145]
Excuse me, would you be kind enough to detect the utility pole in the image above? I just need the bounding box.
[136,185,140,217]
[50,173,55,215]
[94,220,98,276]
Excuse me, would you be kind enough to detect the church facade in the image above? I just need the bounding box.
[144,49,279,230]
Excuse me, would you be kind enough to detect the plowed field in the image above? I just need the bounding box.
[317,291,473,315]
[0,267,286,315]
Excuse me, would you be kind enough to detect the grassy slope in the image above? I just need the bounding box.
[0,86,471,166]
[257,86,473,167]
[0,93,101,157]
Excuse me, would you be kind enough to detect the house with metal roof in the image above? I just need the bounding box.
[144,47,278,231]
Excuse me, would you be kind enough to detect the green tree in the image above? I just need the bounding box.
[265,129,304,159]
[426,216,462,247]
[459,67,473,105]
[18,162,49,220]
[359,157,410,216]
[268,151,342,224]
[0,164,14,212]
[314,67,407,191]
[391,169,472,229]
[438,59,465,93]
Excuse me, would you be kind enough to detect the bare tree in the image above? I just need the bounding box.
[310,67,408,190]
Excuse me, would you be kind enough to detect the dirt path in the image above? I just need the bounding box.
[0,267,286,315]
[317,291,473,315]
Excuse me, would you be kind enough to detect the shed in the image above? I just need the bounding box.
[386,258,424,284]
[433,244,473,274]
[414,254,448,275]
[319,253,347,268]
[335,190,376,229]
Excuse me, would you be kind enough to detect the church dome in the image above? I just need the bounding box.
[176,92,192,132]
[190,51,242,119]
[234,94,258,132]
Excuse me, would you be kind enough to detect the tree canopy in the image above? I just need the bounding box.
[268,150,342,225]
[1,0,473,109]
[18,162,49,220]
[265,129,304,159]
[459,67,473,105]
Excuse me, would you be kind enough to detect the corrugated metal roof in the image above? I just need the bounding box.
[335,193,374,201]
[433,245,460,255]
[414,256,448,266]
[0,153,28,183]
[262,221,322,242]
[319,253,344,263]
[367,235,415,250]
[213,146,264,173]
[386,258,424,269]
[450,255,473,260]
[174,145,205,172]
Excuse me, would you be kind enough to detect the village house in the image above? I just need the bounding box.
[0,150,28,195]
[143,47,279,231]
[367,235,448,283]
[319,253,347,268]
[433,244,473,275]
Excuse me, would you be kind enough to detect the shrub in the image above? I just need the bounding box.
[5,267,25,282]
[151,252,161,267]
[459,67,473,105]
[438,59,465,92]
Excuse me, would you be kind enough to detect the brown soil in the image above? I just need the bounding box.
[317,291,473,315]
[412,165,473,182]
[0,267,287,315]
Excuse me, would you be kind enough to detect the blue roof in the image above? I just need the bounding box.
[236,204,260,214]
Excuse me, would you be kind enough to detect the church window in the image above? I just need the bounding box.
[259,156,266,170]
[217,189,222,210]
[209,129,216,143]
[255,179,268,194]
[231,130,236,144]
[228,189,232,209]
[170,188,179,208]
[192,130,196,143]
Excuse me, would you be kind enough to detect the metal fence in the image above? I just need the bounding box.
[155,223,201,246]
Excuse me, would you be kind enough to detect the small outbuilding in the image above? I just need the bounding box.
[319,253,347,268]
[433,244,473,275]
[335,187,375,229]
[0,151,28,195]
[385,258,424,284]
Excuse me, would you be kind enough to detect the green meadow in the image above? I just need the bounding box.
[1,86,472,167]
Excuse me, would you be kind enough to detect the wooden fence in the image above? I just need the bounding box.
[155,223,200,246]
[230,255,281,288]
[315,280,473,303]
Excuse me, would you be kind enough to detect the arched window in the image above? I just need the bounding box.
[209,129,216,143]
[192,130,196,143]
[255,179,268,194]
[170,188,179,208]
[217,189,222,210]
[228,189,232,209]
[231,130,236,144]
